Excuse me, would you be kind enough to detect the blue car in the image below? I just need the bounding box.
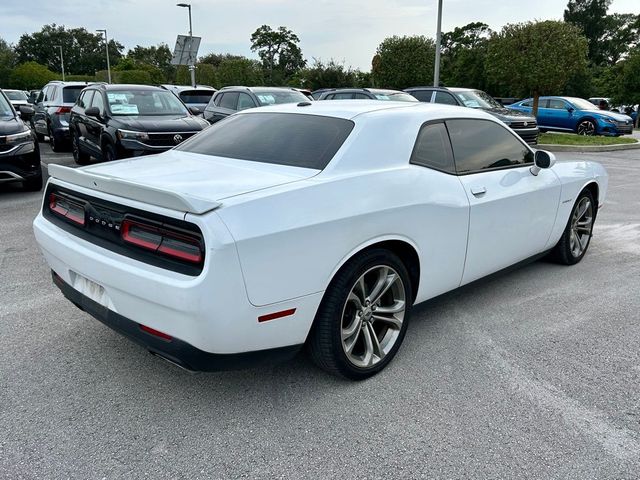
[509,96,634,136]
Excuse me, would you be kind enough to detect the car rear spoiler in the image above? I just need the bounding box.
[47,164,221,214]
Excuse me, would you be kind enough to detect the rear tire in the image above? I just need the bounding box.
[551,189,596,265]
[48,126,63,152]
[72,130,91,165]
[23,169,43,192]
[307,249,412,380]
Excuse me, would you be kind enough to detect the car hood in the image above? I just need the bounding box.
[593,110,633,122]
[51,150,319,214]
[111,115,206,132]
[482,107,536,122]
[0,116,27,136]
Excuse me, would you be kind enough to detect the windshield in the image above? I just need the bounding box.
[106,90,189,116]
[453,90,502,109]
[566,97,600,111]
[5,91,28,101]
[176,112,354,170]
[373,92,419,102]
[254,90,309,106]
[0,93,14,117]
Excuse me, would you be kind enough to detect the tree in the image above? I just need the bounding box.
[615,47,640,124]
[372,36,435,89]
[127,43,174,79]
[199,53,246,68]
[0,38,16,87]
[600,13,640,65]
[215,57,263,87]
[14,24,124,76]
[9,61,58,89]
[440,22,492,90]
[564,0,611,65]
[485,21,588,116]
[295,59,360,90]
[250,25,306,85]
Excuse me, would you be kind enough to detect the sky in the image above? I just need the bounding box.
[1,0,639,71]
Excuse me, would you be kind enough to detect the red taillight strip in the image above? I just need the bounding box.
[49,192,85,226]
[139,324,173,341]
[258,308,297,323]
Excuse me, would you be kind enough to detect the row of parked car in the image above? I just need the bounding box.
[1,79,636,193]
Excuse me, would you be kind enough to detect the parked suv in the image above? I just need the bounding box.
[405,87,539,145]
[509,96,634,136]
[33,81,96,151]
[0,89,42,191]
[203,86,309,124]
[69,84,209,164]
[318,88,419,102]
[159,85,217,115]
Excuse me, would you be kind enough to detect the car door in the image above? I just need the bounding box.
[84,90,105,156]
[33,87,48,135]
[73,89,93,147]
[446,118,561,285]
[209,92,239,123]
[543,98,573,130]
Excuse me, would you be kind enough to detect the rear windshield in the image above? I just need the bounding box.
[179,91,215,104]
[176,112,354,170]
[63,86,85,104]
[5,91,28,101]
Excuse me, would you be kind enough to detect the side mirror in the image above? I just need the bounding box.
[189,106,201,115]
[567,107,574,113]
[531,150,556,176]
[19,105,35,117]
[85,107,101,118]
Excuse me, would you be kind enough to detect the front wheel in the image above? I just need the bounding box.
[577,119,596,136]
[72,131,91,165]
[551,189,596,265]
[307,249,412,380]
[23,169,43,192]
[102,142,117,162]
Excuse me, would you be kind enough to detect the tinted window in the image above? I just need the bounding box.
[5,91,28,101]
[329,92,354,100]
[374,92,418,102]
[446,119,533,173]
[237,92,256,111]
[0,93,13,117]
[410,123,455,174]
[90,91,105,115]
[434,91,459,105]
[408,90,433,102]
[219,92,239,110]
[179,90,215,104]
[78,90,94,109]
[354,93,371,99]
[253,90,308,105]
[176,112,354,170]
[63,86,84,103]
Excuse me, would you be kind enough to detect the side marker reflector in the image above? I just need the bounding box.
[258,308,296,323]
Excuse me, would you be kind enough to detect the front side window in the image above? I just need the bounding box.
[254,90,308,105]
[434,91,459,106]
[106,89,189,116]
[176,112,354,170]
[410,122,455,174]
[90,91,105,115]
[77,90,94,109]
[408,90,433,102]
[547,99,567,110]
[218,92,239,110]
[446,119,533,174]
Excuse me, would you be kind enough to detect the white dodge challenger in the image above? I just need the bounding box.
[33,101,608,379]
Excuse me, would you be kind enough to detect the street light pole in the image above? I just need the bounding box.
[177,3,196,87]
[96,29,112,83]
[54,45,65,81]
[434,0,443,87]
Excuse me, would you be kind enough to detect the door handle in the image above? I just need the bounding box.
[470,186,487,196]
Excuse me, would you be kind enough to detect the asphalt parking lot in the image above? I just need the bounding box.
[1,142,639,479]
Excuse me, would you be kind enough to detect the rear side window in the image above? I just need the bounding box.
[434,91,458,105]
[218,92,238,110]
[77,90,94,109]
[410,122,455,174]
[446,119,533,174]
[179,91,215,104]
[63,86,84,104]
[408,90,433,102]
[176,112,354,170]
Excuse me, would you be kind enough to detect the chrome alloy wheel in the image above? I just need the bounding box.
[570,196,593,258]
[340,265,406,368]
[577,120,596,136]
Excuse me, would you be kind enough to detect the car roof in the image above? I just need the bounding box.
[219,86,301,93]
[160,84,217,92]
[94,84,167,91]
[242,99,495,121]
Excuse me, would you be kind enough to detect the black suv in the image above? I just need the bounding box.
[405,86,539,145]
[33,81,96,151]
[203,86,309,124]
[318,88,419,102]
[69,84,209,164]
[0,89,42,191]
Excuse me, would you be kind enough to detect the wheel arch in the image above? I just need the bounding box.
[575,116,597,133]
[326,236,421,303]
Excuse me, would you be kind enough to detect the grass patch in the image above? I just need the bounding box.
[539,132,638,146]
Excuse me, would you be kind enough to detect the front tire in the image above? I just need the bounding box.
[577,119,596,136]
[307,249,412,380]
[48,126,63,152]
[551,189,596,265]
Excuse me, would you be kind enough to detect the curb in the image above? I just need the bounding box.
[538,142,640,152]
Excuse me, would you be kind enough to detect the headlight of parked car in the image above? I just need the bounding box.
[5,129,33,145]
[116,129,149,141]
[601,117,616,124]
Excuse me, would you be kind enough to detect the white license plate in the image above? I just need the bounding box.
[71,272,112,309]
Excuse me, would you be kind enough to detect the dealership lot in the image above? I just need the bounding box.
[1,145,639,478]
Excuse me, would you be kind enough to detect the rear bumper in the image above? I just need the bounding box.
[52,271,302,371]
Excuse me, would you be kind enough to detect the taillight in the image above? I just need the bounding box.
[55,106,72,114]
[121,218,203,264]
[49,193,85,226]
